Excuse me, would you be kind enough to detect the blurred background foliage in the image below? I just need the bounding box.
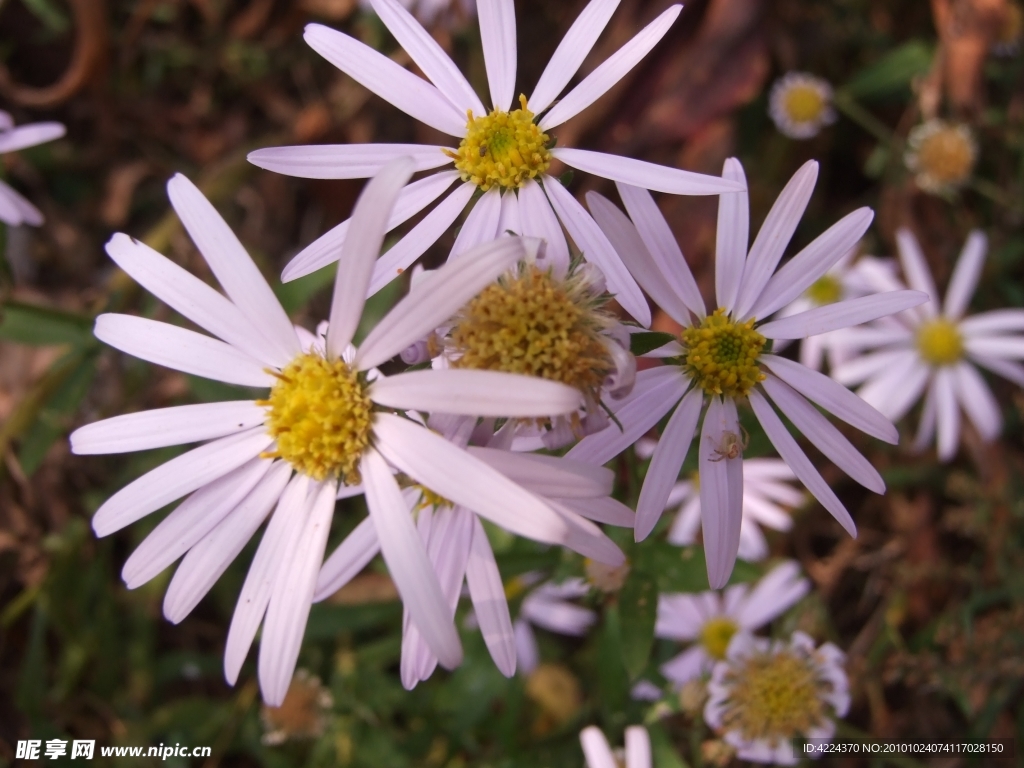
[0,0,1023,765]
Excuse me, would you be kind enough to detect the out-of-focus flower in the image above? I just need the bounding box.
[767,73,836,140]
[513,575,596,675]
[0,110,65,226]
[573,160,924,587]
[528,663,583,727]
[992,2,1023,56]
[69,159,585,704]
[260,669,333,745]
[705,631,849,764]
[580,725,651,768]
[656,561,810,686]
[832,228,1022,462]
[904,120,977,194]
[250,0,744,328]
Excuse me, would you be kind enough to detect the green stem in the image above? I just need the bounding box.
[833,91,895,145]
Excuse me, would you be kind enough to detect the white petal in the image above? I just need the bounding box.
[362,448,463,668]
[655,593,705,639]
[895,228,939,318]
[166,174,300,362]
[373,413,571,544]
[552,147,743,196]
[313,516,381,602]
[372,369,582,417]
[659,645,708,685]
[587,191,691,326]
[497,188,522,235]
[283,171,460,281]
[759,355,897,444]
[540,5,681,130]
[104,233,277,366]
[122,458,272,589]
[71,401,266,455]
[963,335,1024,359]
[0,181,42,226]
[477,0,517,111]
[731,160,818,318]
[757,290,928,339]
[367,182,475,296]
[749,389,857,537]
[933,367,960,462]
[743,207,875,321]
[617,182,705,317]
[259,481,337,705]
[224,474,311,685]
[953,362,1002,441]
[543,175,651,326]
[518,179,569,275]
[855,355,930,422]
[550,500,626,566]
[0,121,65,153]
[468,446,613,497]
[94,314,273,388]
[449,187,502,260]
[831,347,915,387]
[913,377,938,452]
[971,354,1024,387]
[247,143,453,179]
[556,496,635,527]
[699,396,743,589]
[635,387,702,541]
[715,159,749,312]
[566,367,686,465]
[625,726,652,768]
[529,0,621,113]
[761,375,884,494]
[514,619,539,674]
[371,0,485,113]
[328,157,416,355]
[735,561,809,629]
[944,231,987,319]
[580,727,617,768]
[466,517,516,676]
[357,236,528,370]
[163,462,291,623]
[92,428,272,537]
[960,309,1024,337]
[304,24,467,136]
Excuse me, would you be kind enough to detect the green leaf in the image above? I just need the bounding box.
[629,331,678,357]
[842,41,934,101]
[648,722,691,768]
[646,543,710,593]
[597,604,630,711]
[0,300,94,347]
[619,569,657,680]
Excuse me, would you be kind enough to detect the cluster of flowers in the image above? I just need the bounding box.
[4,0,1021,762]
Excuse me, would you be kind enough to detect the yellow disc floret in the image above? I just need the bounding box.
[805,274,842,306]
[680,308,766,398]
[448,264,615,399]
[700,616,740,661]
[916,318,964,366]
[906,121,976,192]
[720,649,828,743]
[782,84,827,124]
[260,353,373,483]
[448,94,551,191]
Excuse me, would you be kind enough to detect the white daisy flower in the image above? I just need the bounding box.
[570,159,926,587]
[580,725,651,768]
[0,110,65,226]
[904,119,977,194]
[656,560,810,686]
[831,228,1023,462]
[513,575,597,676]
[69,158,586,705]
[773,253,899,371]
[767,73,837,140]
[249,0,744,327]
[705,631,849,765]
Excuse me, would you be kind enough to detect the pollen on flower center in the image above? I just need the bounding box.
[720,649,828,742]
[447,264,615,400]
[906,121,977,192]
[260,353,373,483]
[700,616,739,660]
[448,94,551,191]
[916,318,964,366]
[782,84,827,123]
[805,274,842,305]
[680,308,766,398]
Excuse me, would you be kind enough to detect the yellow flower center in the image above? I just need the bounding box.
[916,318,963,366]
[720,649,828,743]
[448,264,615,400]
[700,616,739,660]
[260,353,373,483]
[914,126,975,188]
[805,274,842,306]
[782,84,827,124]
[585,558,630,593]
[412,484,453,511]
[680,308,766,398]
[448,94,551,191]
